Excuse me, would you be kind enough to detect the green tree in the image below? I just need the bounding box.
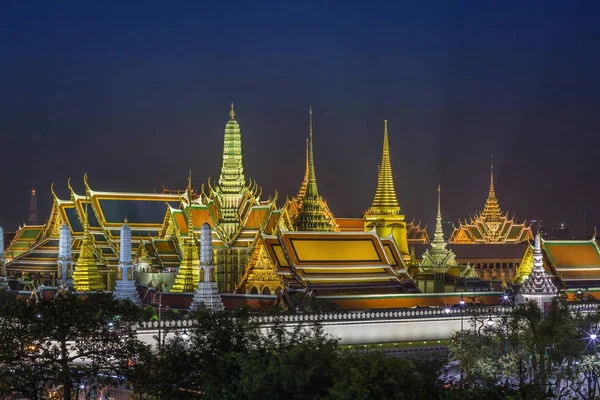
[0,291,145,400]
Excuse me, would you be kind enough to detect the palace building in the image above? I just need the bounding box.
[449,159,533,245]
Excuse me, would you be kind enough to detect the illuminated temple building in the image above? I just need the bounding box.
[245,111,416,298]
[410,186,486,293]
[4,106,543,309]
[406,159,535,287]
[449,159,533,245]
[3,105,278,293]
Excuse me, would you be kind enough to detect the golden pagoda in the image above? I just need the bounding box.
[294,108,337,232]
[285,136,337,230]
[364,120,409,261]
[72,201,105,292]
[171,177,200,292]
[449,157,533,244]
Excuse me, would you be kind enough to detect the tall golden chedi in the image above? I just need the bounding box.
[73,202,105,292]
[171,177,201,292]
[294,108,337,232]
[364,120,409,261]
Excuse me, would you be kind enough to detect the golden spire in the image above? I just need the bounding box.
[366,120,400,215]
[296,138,309,199]
[186,171,195,239]
[306,107,319,198]
[172,170,201,292]
[73,196,104,291]
[229,101,235,120]
[489,154,496,199]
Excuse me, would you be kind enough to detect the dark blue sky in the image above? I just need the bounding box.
[1,1,599,234]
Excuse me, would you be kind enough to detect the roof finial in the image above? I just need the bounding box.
[186,171,195,239]
[489,154,495,197]
[432,184,446,250]
[83,195,90,235]
[306,106,318,197]
[365,119,400,216]
[229,101,235,120]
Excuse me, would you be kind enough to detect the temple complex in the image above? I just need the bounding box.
[239,115,417,298]
[449,159,532,245]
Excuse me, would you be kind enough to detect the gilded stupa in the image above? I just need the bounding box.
[450,157,533,244]
[72,201,105,292]
[294,108,337,232]
[364,120,409,260]
[171,176,201,292]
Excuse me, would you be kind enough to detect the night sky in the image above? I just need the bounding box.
[1,1,599,235]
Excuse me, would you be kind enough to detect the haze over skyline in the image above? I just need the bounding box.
[1,1,599,234]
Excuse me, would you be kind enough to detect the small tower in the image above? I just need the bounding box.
[28,189,39,225]
[72,203,105,292]
[190,223,225,311]
[420,186,458,270]
[135,240,151,274]
[294,107,336,232]
[57,224,74,288]
[113,219,142,306]
[172,177,201,292]
[517,233,557,310]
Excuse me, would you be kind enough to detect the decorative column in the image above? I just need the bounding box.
[57,224,74,288]
[190,223,225,311]
[113,219,142,306]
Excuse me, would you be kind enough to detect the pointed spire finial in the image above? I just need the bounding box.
[489,154,495,197]
[124,217,128,224]
[365,119,400,215]
[432,185,446,250]
[229,101,235,120]
[186,171,195,240]
[306,106,318,198]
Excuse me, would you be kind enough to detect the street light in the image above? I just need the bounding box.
[181,330,190,340]
[486,317,494,327]
[591,334,597,341]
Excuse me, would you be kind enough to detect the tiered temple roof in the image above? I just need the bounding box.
[449,158,533,244]
[259,230,415,296]
[4,106,278,293]
[293,108,337,232]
